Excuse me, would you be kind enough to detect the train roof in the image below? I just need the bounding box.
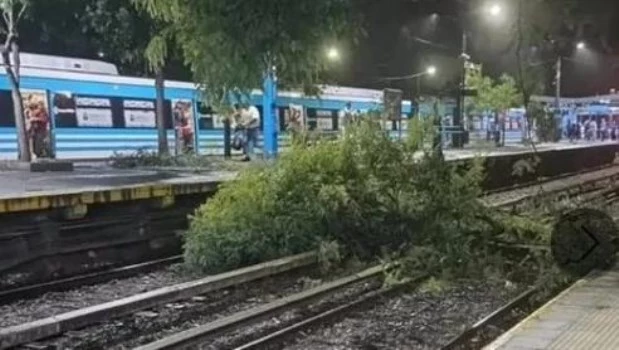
[4,53,410,106]
[3,52,119,75]
[532,94,619,105]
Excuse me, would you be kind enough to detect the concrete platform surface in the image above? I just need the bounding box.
[0,166,236,200]
[0,140,612,198]
[485,262,619,350]
[443,140,616,161]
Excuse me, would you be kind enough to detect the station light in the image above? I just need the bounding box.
[326,47,340,61]
[488,4,502,17]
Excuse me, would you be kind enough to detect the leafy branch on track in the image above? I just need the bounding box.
[185,117,564,287]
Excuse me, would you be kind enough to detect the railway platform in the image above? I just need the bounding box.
[0,165,235,215]
[0,140,613,215]
[485,262,619,350]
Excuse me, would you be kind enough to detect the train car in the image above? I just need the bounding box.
[0,53,413,160]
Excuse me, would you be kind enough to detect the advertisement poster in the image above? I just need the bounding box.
[172,99,195,154]
[284,104,305,132]
[123,99,156,128]
[75,96,113,127]
[22,89,52,159]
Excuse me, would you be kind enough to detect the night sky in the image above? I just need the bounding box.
[336,0,619,98]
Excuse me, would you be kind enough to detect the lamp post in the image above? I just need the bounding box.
[452,3,503,148]
[553,41,586,141]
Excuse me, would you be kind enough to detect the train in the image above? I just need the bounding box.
[2,53,615,160]
[0,53,414,160]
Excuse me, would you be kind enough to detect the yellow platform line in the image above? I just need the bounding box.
[0,181,221,214]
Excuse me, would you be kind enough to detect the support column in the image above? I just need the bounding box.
[262,67,278,158]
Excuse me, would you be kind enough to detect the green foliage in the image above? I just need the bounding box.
[317,240,342,273]
[80,0,153,75]
[133,0,360,106]
[467,69,521,116]
[184,116,556,284]
[418,277,452,296]
[184,118,487,275]
[526,102,560,142]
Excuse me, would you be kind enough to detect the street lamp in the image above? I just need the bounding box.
[426,65,437,76]
[326,47,340,61]
[554,41,588,128]
[488,4,502,17]
[452,3,502,147]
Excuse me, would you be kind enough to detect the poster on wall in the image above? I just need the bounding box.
[123,99,156,128]
[284,104,305,132]
[75,96,113,127]
[172,99,195,154]
[22,89,53,159]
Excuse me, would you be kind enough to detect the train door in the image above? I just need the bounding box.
[22,89,54,159]
[171,99,197,155]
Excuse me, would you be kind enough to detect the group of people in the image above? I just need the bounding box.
[567,118,618,142]
[228,101,362,161]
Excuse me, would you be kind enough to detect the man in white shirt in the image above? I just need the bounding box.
[338,102,356,136]
[239,103,261,161]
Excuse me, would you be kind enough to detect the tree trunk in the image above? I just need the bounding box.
[3,42,30,162]
[154,68,168,156]
[9,76,29,161]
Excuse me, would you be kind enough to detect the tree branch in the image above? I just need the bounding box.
[15,1,26,23]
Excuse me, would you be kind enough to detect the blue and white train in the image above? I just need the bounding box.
[0,53,413,160]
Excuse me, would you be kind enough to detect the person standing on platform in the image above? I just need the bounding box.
[239,103,261,162]
[338,102,355,136]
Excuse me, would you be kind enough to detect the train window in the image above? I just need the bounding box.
[197,101,212,115]
[307,108,338,131]
[305,108,318,130]
[197,101,216,130]
[278,107,287,131]
[0,90,15,127]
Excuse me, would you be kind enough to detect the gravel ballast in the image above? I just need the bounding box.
[284,280,525,350]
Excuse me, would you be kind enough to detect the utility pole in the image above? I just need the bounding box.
[555,56,561,114]
[555,55,562,142]
[454,31,468,148]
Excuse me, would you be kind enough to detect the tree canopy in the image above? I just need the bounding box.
[15,0,189,78]
[133,0,360,105]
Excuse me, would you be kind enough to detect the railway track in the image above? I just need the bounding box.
[441,212,619,350]
[483,162,618,196]
[1,166,617,348]
[129,266,428,350]
[0,255,182,304]
[487,164,619,211]
[0,253,317,349]
[1,163,615,303]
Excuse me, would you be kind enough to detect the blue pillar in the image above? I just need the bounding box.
[262,67,278,158]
